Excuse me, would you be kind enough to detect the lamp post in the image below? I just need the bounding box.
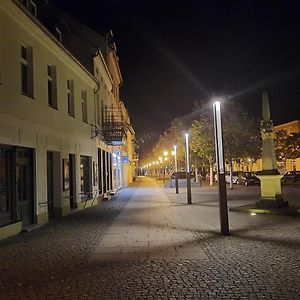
[163,151,168,183]
[173,145,179,194]
[185,133,192,204]
[213,100,229,236]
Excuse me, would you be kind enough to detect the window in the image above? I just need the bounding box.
[96,94,101,126]
[20,45,34,98]
[80,156,92,200]
[81,90,88,123]
[29,0,37,17]
[67,80,74,117]
[0,147,12,226]
[55,27,62,42]
[47,65,57,108]
[20,0,37,17]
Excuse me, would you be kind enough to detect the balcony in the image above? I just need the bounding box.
[101,107,128,145]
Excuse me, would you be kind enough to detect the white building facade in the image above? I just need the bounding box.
[0,0,135,239]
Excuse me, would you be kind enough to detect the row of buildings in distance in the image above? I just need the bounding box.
[0,0,137,239]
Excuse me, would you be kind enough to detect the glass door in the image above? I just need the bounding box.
[16,148,33,226]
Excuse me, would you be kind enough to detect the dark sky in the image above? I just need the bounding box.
[50,0,300,153]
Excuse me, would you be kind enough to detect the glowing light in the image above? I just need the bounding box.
[250,212,257,216]
[163,151,168,156]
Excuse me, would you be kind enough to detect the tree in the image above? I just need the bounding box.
[275,130,300,170]
[190,114,215,185]
[190,101,261,187]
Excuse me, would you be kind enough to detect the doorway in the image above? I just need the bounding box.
[16,148,34,226]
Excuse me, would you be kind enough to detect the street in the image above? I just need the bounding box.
[0,176,299,299]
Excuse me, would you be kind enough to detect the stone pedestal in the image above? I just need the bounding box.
[256,174,288,208]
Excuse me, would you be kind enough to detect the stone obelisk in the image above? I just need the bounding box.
[256,92,288,208]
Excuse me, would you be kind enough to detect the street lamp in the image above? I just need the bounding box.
[213,100,229,236]
[185,133,192,204]
[173,145,179,194]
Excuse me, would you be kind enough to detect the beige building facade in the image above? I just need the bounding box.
[0,0,136,239]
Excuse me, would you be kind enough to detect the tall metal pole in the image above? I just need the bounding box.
[213,101,229,236]
[174,145,179,194]
[185,134,192,204]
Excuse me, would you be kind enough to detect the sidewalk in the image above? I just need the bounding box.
[0,176,299,299]
[91,177,300,261]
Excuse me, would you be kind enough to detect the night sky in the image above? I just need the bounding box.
[50,0,300,154]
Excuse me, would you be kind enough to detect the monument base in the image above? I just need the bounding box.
[256,198,289,209]
[256,174,288,209]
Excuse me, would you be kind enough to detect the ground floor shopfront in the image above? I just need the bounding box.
[0,138,117,240]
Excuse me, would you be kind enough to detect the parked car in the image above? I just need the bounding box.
[170,171,195,179]
[225,171,240,184]
[281,171,300,184]
[240,172,260,186]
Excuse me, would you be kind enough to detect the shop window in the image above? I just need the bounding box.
[80,156,92,200]
[0,148,12,226]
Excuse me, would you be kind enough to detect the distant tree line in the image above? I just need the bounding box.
[147,100,299,184]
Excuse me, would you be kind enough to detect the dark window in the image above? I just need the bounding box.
[20,45,33,98]
[0,147,12,226]
[80,156,92,200]
[67,80,74,117]
[82,90,88,123]
[21,64,28,94]
[47,65,57,108]
[29,0,37,17]
[55,27,62,42]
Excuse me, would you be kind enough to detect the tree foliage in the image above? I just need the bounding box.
[189,101,260,166]
[275,130,300,161]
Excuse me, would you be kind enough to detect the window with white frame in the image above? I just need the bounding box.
[82,90,88,123]
[20,44,34,98]
[47,65,57,108]
[67,79,74,117]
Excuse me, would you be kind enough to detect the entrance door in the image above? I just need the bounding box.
[102,150,107,193]
[47,152,54,218]
[69,154,76,209]
[16,148,34,226]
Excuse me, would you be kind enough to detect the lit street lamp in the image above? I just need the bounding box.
[213,100,229,236]
[185,133,192,204]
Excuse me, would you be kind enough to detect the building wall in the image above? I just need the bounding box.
[0,1,99,233]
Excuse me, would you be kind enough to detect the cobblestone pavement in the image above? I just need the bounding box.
[0,177,299,299]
